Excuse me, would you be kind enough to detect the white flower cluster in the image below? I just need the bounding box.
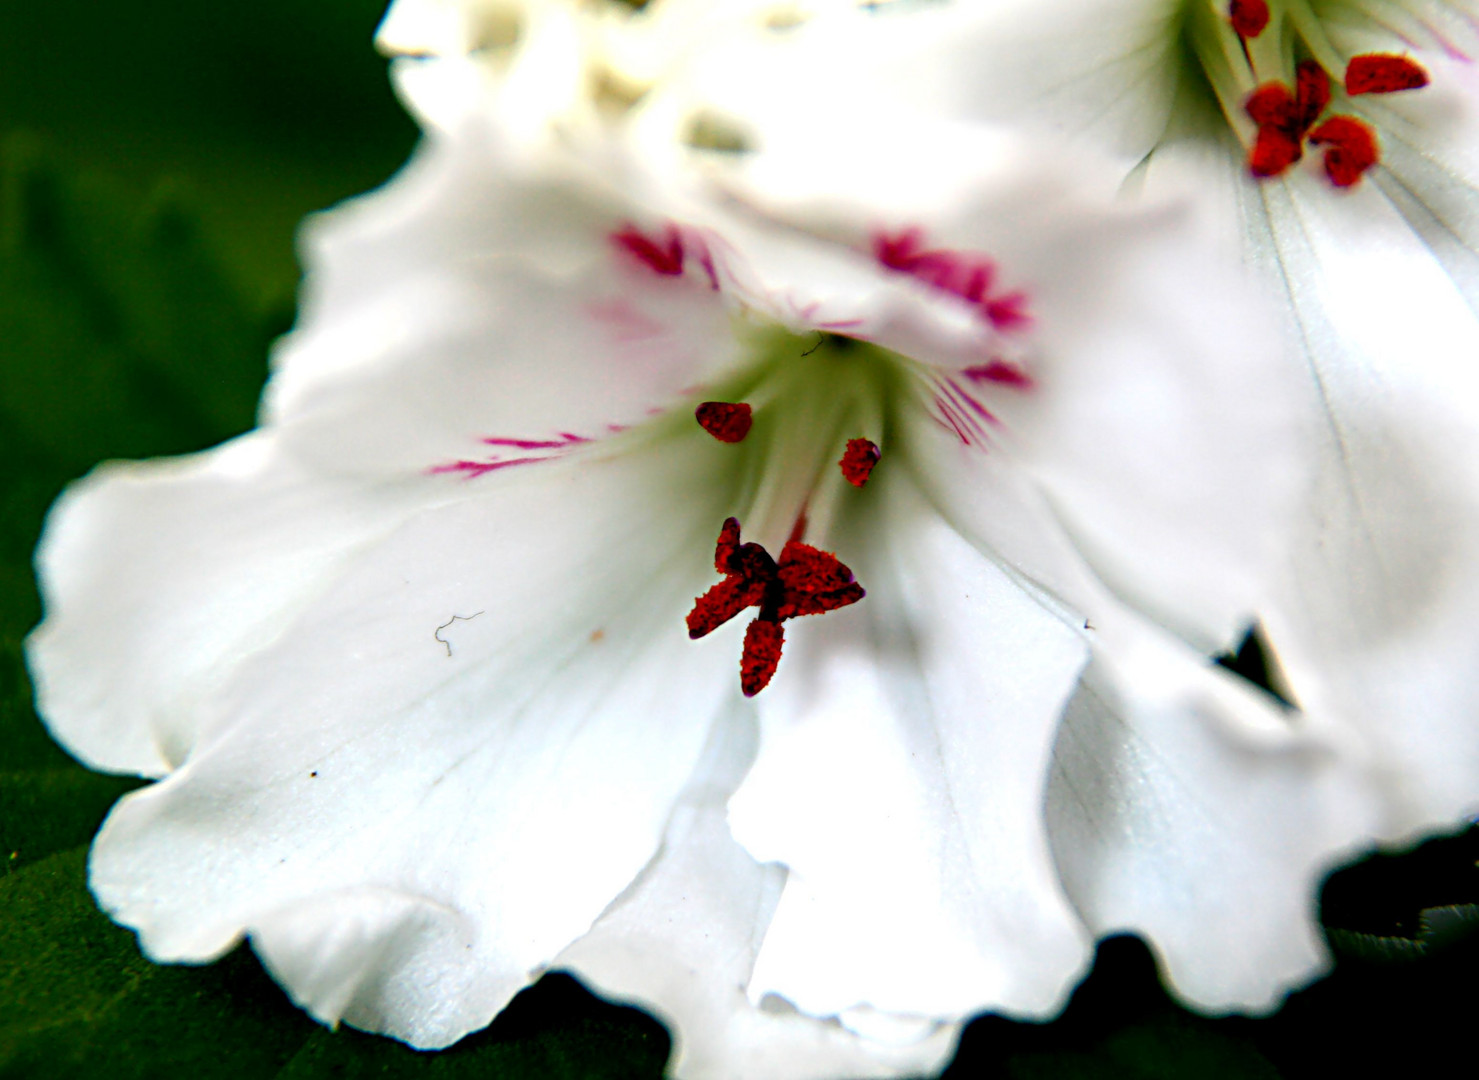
[25,0,1479,1076]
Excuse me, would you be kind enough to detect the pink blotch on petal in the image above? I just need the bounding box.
[612,223,686,276]
[963,360,1035,390]
[873,227,1032,331]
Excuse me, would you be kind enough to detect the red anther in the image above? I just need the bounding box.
[1294,61,1332,130]
[741,618,785,696]
[687,519,864,694]
[774,541,865,620]
[714,516,742,572]
[1229,0,1269,39]
[687,575,769,639]
[839,438,881,487]
[613,223,685,275]
[1309,116,1379,186]
[1346,54,1430,95]
[1249,124,1305,177]
[695,401,753,443]
[1245,83,1297,129]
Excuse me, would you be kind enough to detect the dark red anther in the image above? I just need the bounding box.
[613,223,685,276]
[686,575,768,638]
[1229,0,1269,39]
[686,519,865,694]
[1308,116,1379,186]
[774,541,865,620]
[1294,61,1332,130]
[741,618,784,696]
[1244,63,1336,180]
[695,401,753,443]
[1346,54,1430,95]
[839,438,881,488]
[1245,82,1297,129]
[714,516,741,572]
[1249,124,1305,177]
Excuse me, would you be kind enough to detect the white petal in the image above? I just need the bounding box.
[1045,629,1383,1011]
[728,465,1093,1022]
[1246,169,1479,831]
[88,441,740,1049]
[376,0,478,56]
[560,699,960,1080]
[26,435,425,777]
[266,118,739,479]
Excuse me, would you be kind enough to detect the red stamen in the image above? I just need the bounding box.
[839,438,881,487]
[1229,0,1269,39]
[714,516,742,573]
[1345,54,1430,95]
[687,576,768,639]
[1245,82,1297,130]
[1249,124,1305,177]
[687,519,865,694]
[1294,61,1332,130]
[774,542,865,620]
[695,401,753,443]
[1309,116,1379,186]
[741,618,784,696]
[613,223,685,276]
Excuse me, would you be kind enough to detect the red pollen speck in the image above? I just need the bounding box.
[1346,54,1430,95]
[613,223,685,276]
[741,618,784,696]
[839,438,881,487]
[1229,0,1269,38]
[695,401,753,443]
[1309,116,1379,186]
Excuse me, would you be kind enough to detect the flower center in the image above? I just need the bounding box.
[681,327,906,695]
[1187,0,1433,187]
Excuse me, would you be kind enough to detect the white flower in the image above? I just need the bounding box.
[27,16,1374,1080]
[702,0,1479,848]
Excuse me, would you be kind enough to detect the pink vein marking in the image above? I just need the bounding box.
[874,226,1033,331]
[963,361,1035,390]
[481,434,593,449]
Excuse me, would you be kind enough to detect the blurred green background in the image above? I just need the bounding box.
[1,1,1477,1077]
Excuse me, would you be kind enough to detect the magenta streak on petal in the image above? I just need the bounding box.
[433,429,597,480]
[933,393,977,446]
[430,456,549,478]
[963,360,1036,390]
[949,381,999,425]
[480,435,593,450]
[613,223,685,276]
[873,226,1032,331]
[984,293,1033,331]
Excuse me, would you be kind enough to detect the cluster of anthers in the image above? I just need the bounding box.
[1228,0,1430,186]
[686,400,879,696]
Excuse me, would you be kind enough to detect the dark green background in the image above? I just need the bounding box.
[1,1,1476,1076]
